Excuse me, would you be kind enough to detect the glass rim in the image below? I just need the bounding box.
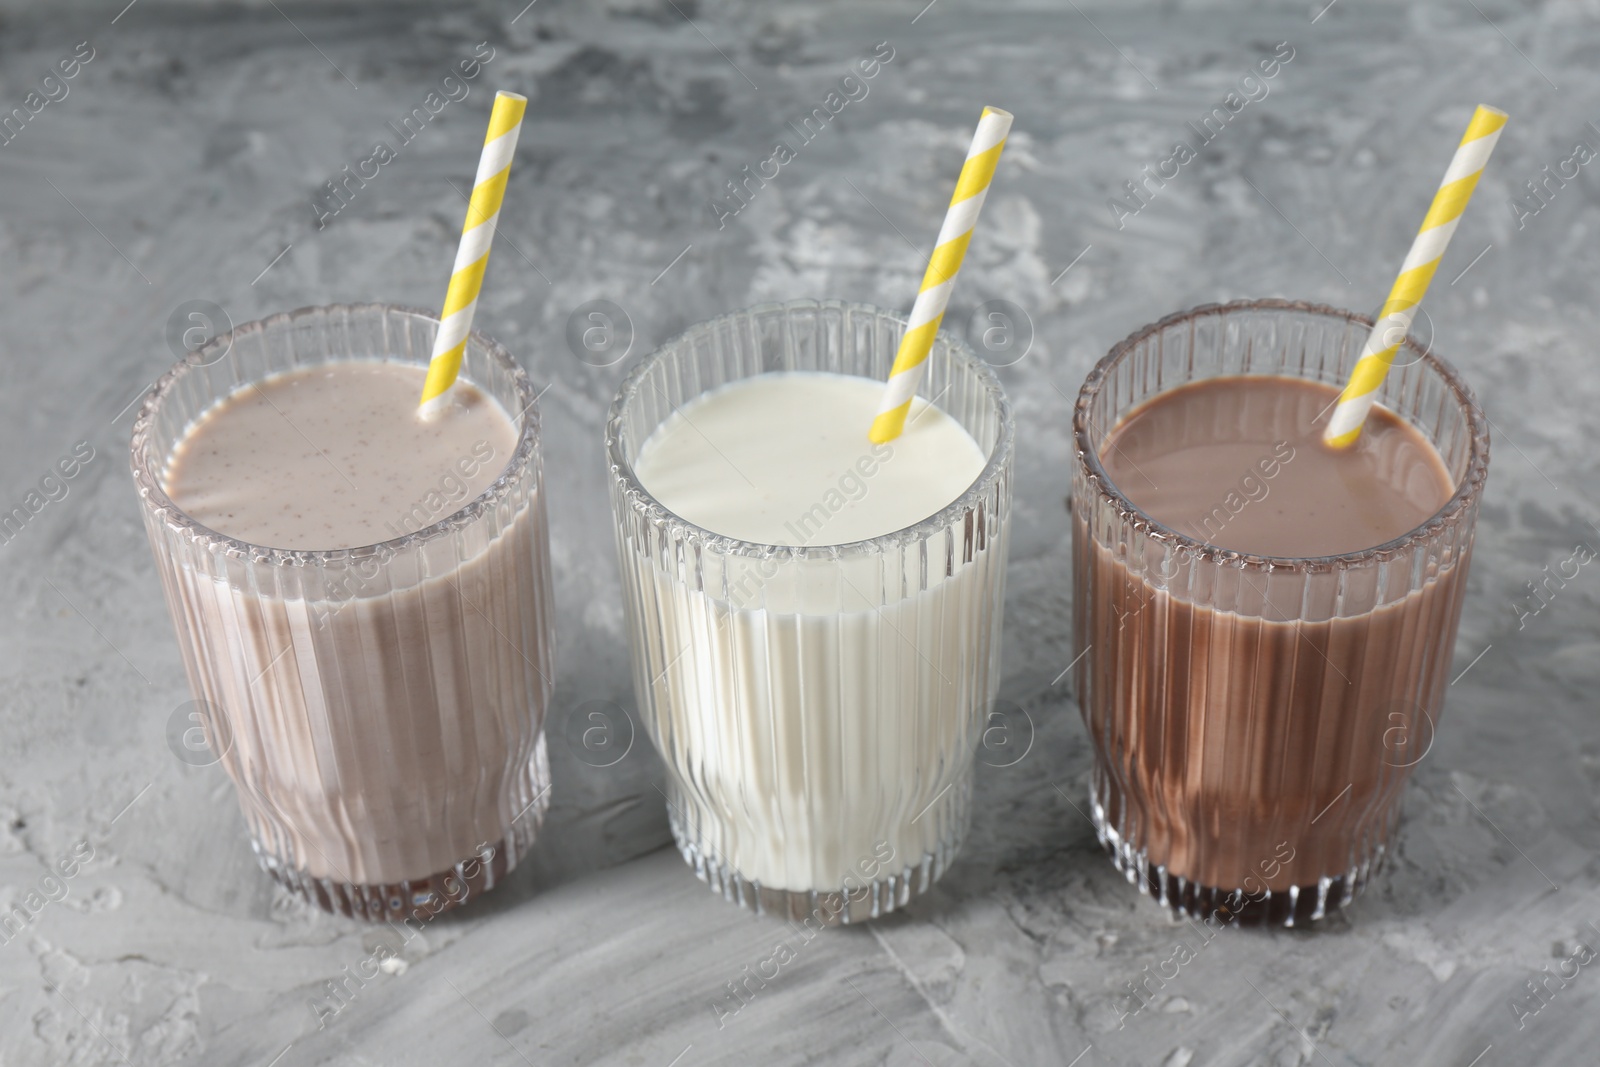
[1073,297,1492,569]
[130,302,541,564]
[605,297,1015,560]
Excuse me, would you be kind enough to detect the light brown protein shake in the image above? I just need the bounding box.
[163,360,550,902]
[1083,375,1462,911]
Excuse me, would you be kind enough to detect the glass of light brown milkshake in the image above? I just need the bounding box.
[1071,299,1489,926]
[131,304,554,921]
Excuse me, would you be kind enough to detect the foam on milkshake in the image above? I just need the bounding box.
[166,361,515,549]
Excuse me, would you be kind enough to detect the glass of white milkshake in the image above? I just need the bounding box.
[606,299,1013,924]
[131,304,554,921]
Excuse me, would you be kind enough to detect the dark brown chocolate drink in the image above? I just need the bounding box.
[1100,376,1450,556]
[1079,375,1463,922]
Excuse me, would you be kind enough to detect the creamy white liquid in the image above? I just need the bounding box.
[629,372,993,892]
[633,372,985,546]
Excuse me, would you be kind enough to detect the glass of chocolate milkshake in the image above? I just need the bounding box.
[1071,299,1489,925]
[131,304,554,921]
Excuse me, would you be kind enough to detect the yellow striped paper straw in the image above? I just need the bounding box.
[419,90,528,417]
[869,106,1013,444]
[1323,104,1507,448]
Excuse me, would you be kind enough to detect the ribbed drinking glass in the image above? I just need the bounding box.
[607,299,1014,924]
[1072,299,1489,925]
[131,304,554,921]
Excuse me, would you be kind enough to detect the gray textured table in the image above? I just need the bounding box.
[1,1,1596,1064]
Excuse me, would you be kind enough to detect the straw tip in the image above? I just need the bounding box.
[1322,426,1361,450]
[1475,103,1509,117]
[495,90,529,103]
[981,105,1015,122]
[417,397,447,421]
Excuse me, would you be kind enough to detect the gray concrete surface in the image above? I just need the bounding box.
[0,0,1597,1063]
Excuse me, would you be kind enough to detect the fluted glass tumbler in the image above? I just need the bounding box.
[607,300,1013,923]
[1072,300,1489,926]
[131,304,554,921]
